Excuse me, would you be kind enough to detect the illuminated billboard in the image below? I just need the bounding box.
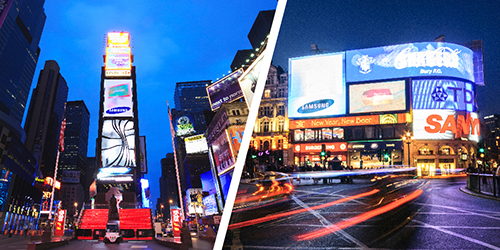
[207,69,244,110]
[184,134,209,154]
[227,125,244,159]
[413,109,480,142]
[412,79,475,112]
[349,80,406,114]
[202,194,218,216]
[212,131,235,175]
[174,115,196,137]
[293,142,347,153]
[238,50,266,108]
[103,79,133,117]
[101,119,136,168]
[105,32,132,77]
[346,42,474,83]
[289,113,408,130]
[288,53,346,119]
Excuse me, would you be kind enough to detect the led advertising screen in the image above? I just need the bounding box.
[288,53,346,119]
[105,47,132,77]
[212,131,235,175]
[413,109,480,142]
[203,194,218,216]
[207,69,244,110]
[349,80,406,114]
[412,79,475,112]
[174,115,196,137]
[184,134,209,154]
[238,50,266,109]
[99,119,136,181]
[103,79,133,117]
[346,42,474,83]
[200,170,216,194]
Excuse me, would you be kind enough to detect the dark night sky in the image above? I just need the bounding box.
[273,0,500,117]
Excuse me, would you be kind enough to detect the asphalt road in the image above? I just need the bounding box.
[224,176,500,249]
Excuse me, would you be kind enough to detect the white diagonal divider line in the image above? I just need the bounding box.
[413,219,500,250]
[291,195,368,248]
[414,203,500,220]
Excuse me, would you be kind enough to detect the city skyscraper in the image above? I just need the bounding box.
[174,80,212,133]
[0,0,47,233]
[24,60,68,178]
[0,0,47,126]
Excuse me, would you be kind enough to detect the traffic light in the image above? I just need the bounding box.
[479,148,485,153]
[320,144,326,157]
[383,149,389,162]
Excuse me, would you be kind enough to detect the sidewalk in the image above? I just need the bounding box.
[460,186,500,202]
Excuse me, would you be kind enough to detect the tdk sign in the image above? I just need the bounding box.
[297,99,335,114]
[106,106,131,115]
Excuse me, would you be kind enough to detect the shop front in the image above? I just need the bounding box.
[347,141,403,169]
[293,142,347,168]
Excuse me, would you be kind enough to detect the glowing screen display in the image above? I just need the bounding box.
[101,119,136,168]
[103,79,133,117]
[412,79,475,112]
[413,109,480,142]
[346,42,474,83]
[349,80,406,114]
[288,53,346,119]
[207,69,244,110]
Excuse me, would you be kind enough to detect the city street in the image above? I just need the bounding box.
[225,176,500,249]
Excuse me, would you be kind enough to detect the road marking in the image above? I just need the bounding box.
[413,219,500,250]
[293,190,367,205]
[291,195,367,248]
[131,246,148,248]
[414,203,500,220]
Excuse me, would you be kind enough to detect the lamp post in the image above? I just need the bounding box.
[402,132,413,168]
[160,204,164,221]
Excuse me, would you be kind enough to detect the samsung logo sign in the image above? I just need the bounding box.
[297,99,334,114]
[106,106,131,114]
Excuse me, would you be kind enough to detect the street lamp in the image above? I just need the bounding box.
[402,132,413,168]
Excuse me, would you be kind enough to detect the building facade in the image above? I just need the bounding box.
[286,42,480,176]
[174,80,212,134]
[24,60,68,178]
[252,64,289,167]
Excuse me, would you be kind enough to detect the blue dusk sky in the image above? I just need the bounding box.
[25,0,279,209]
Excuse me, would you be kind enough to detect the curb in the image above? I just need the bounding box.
[459,186,500,202]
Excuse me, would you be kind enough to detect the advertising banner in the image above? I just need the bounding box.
[184,134,208,154]
[207,69,244,110]
[101,119,136,168]
[412,79,475,112]
[413,109,480,142]
[170,208,181,240]
[346,42,474,83]
[54,209,66,236]
[202,194,218,216]
[105,47,132,77]
[239,51,266,109]
[174,115,196,137]
[103,80,134,117]
[349,80,406,114]
[227,125,244,159]
[289,113,408,130]
[293,142,347,153]
[212,132,235,175]
[288,53,346,118]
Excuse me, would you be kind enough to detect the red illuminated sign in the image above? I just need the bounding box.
[44,177,61,190]
[290,113,407,130]
[424,113,480,137]
[294,142,347,153]
[54,209,66,236]
[171,208,181,240]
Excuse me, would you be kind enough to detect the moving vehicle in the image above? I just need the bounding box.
[104,220,122,243]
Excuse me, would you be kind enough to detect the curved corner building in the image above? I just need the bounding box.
[287,42,479,176]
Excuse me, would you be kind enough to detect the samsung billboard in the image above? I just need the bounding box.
[346,42,474,83]
[103,79,134,117]
[412,79,475,112]
[349,80,406,114]
[288,53,346,119]
[207,69,244,110]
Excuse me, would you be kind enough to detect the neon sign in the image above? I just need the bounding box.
[394,46,460,70]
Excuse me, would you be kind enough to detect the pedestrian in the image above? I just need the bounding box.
[205,225,216,243]
[180,222,192,247]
